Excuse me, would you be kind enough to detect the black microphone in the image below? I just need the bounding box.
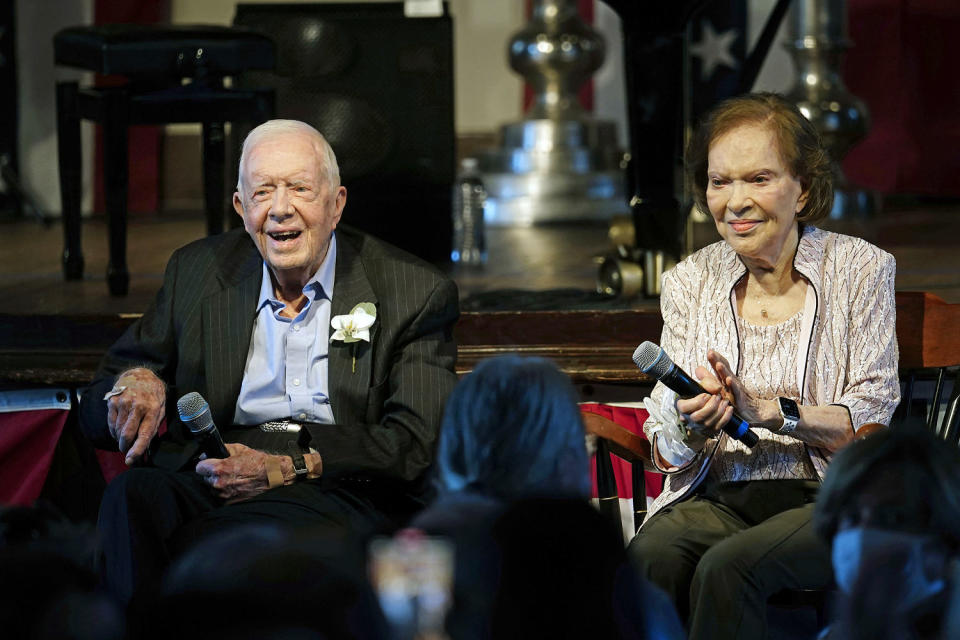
[632,341,759,448]
[177,392,230,459]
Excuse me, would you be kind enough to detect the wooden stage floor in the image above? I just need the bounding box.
[1,198,959,316]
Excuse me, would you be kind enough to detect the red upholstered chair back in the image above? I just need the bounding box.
[0,390,73,506]
[581,403,662,543]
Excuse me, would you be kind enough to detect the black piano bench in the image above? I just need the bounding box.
[54,24,275,296]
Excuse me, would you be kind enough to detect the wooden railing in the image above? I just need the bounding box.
[454,308,662,384]
[1,291,957,390]
[892,291,960,369]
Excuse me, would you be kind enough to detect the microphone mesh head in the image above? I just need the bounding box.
[632,341,673,378]
[177,392,212,433]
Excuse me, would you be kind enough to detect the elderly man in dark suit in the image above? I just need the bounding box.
[79,120,459,603]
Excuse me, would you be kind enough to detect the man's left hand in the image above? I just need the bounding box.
[195,442,279,502]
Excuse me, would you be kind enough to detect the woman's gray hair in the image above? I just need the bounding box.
[236,119,340,191]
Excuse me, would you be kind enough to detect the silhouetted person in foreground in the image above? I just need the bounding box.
[146,522,389,640]
[409,355,683,639]
[0,502,124,640]
[814,422,960,640]
[491,497,684,639]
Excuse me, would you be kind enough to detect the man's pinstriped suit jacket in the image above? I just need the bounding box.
[79,225,460,493]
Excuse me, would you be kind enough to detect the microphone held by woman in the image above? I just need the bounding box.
[633,341,759,448]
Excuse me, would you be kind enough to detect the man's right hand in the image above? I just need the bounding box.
[106,367,166,465]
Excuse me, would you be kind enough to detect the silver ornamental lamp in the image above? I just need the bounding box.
[478,0,628,226]
[784,0,877,217]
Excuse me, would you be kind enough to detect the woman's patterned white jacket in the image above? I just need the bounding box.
[641,225,900,525]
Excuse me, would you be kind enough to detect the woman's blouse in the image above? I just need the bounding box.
[708,310,817,482]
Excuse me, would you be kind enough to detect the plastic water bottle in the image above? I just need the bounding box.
[451,158,487,266]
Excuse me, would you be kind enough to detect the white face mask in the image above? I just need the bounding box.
[832,527,946,609]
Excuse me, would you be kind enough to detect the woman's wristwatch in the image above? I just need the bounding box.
[776,397,801,434]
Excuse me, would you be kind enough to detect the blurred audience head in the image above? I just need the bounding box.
[814,422,960,639]
[153,522,388,640]
[815,422,960,550]
[435,355,589,501]
[940,559,960,640]
[489,497,665,639]
[0,501,124,640]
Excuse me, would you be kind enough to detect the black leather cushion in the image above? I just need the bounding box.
[53,24,275,76]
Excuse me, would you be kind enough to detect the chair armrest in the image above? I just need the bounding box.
[581,412,652,465]
[855,422,887,439]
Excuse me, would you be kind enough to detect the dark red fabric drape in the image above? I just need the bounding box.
[842,0,960,196]
[0,409,69,505]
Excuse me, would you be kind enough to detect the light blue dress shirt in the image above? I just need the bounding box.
[232,233,337,425]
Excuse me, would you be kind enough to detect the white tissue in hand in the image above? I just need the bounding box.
[644,391,698,468]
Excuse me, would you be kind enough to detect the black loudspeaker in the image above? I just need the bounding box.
[0,0,18,217]
[233,2,454,264]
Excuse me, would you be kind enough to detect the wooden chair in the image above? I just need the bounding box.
[582,410,652,545]
[894,292,960,444]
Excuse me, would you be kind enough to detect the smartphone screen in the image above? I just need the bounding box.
[369,529,454,640]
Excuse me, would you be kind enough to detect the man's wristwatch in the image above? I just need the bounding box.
[288,442,309,481]
[776,397,801,435]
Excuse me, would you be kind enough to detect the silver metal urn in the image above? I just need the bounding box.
[785,0,876,217]
[479,0,628,226]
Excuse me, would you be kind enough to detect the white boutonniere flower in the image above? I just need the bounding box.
[331,303,377,372]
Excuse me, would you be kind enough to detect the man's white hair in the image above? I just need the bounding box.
[236,119,340,191]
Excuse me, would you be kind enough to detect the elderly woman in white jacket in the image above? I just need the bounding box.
[626,93,899,640]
